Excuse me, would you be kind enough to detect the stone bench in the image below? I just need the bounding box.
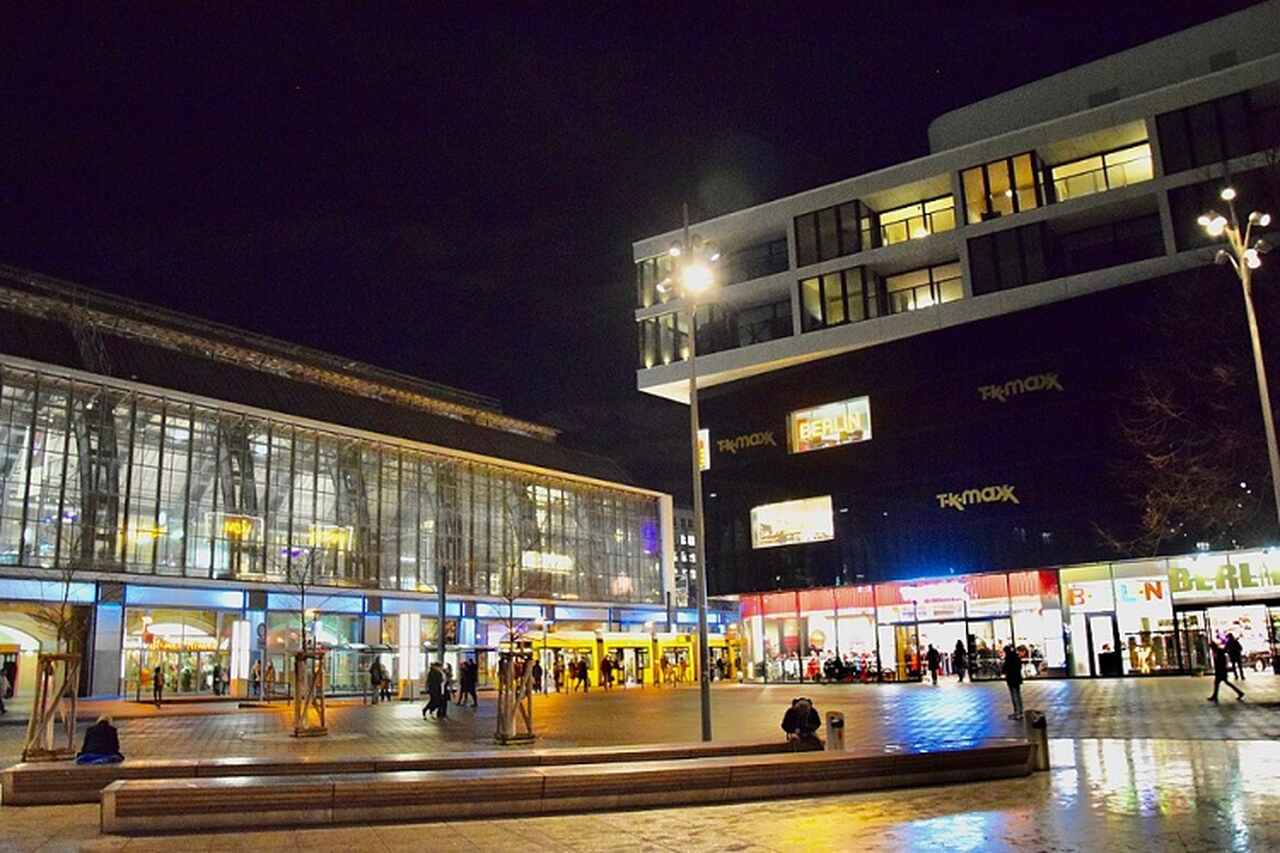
[100,739,1034,834]
[1,739,794,805]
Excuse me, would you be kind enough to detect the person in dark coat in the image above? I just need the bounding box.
[531,660,544,693]
[1224,633,1246,680]
[781,697,823,750]
[1002,645,1024,720]
[152,665,164,707]
[925,645,941,685]
[1208,641,1245,703]
[953,640,968,682]
[423,661,446,719]
[459,659,479,707]
[76,715,124,764]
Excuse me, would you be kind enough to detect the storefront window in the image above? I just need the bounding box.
[1009,570,1066,677]
[123,607,234,695]
[1112,561,1176,674]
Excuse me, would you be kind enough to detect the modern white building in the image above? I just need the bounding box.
[632,1,1280,405]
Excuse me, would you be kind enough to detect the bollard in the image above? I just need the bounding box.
[825,710,846,751]
[1023,710,1049,771]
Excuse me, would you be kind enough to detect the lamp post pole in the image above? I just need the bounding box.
[1200,191,1278,529]
[680,203,714,742]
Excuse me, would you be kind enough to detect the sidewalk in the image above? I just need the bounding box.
[0,694,376,726]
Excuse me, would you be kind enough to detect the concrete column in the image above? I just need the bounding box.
[90,603,123,697]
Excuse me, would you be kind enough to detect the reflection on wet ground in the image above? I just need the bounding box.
[4,738,1280,851]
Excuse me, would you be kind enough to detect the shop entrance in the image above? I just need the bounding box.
[916,622,966,678]
[1069,612,1121,677]
[1178,604,1275,674]
[877,623,920,681]
[967,618,1015,681]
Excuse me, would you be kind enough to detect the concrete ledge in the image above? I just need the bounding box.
[100,739,1035,835]
[3,738,791,805]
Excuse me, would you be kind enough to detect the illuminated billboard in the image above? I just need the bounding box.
[750,496,834,549]
[787,396,872,454]
[698,428,710,471]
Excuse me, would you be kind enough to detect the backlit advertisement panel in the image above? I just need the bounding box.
[750,496,834,549]
[787,396,872,454]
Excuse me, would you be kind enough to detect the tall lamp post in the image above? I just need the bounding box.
[659,204,719,741]
[1198,187,1277,528]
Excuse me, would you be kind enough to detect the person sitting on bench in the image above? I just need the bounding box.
[76,715,124,765]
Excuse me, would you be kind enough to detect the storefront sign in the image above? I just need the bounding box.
[935,484,1019,511]
[899,581,968,602]
[1065,579,1115,612]
[1115,578,1167,604]
[1168,557,1280,599]
[717,431,778,454]
[697,428,710,471]
[978,372,1063,403]
[787,396,872,454]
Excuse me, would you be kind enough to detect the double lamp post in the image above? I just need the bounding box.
[1198,187,1278,528]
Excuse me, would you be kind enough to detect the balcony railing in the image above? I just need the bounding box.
[721,238,790,286]
[1051,150,1153,203]
[879,205,957,247]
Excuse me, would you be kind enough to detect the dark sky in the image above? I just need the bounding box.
[0,2,1260,486]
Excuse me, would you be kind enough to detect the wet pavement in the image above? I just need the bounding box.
[3,676,1280,850]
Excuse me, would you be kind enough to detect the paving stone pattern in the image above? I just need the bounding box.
[3,674,1280,766]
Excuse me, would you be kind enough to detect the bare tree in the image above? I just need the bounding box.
[1100,268,1273,555]
[494,484,551,744]
[23,554,90,761]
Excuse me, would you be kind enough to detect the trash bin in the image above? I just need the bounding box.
[825,710,845,751]
[1023,710,1049,771]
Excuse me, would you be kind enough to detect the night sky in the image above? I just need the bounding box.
[0,2,1260,490]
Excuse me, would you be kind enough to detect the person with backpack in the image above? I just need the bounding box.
[1002,645,1024,720]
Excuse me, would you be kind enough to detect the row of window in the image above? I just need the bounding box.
[637,299,793,368]
[800,262,962,332]
[0,364,665,603]
[794,198,959,268]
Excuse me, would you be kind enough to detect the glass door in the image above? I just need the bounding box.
[1177,610,1211,673]
[1088,614,1121,676]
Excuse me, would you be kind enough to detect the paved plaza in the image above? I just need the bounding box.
[3,676,1280,850]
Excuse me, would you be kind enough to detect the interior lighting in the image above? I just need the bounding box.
[911,227,931,239]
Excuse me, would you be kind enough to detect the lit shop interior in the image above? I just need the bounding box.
[737,548,1280,681]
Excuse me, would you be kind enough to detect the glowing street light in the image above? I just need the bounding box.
[1199,187,1278,530]
[664,203,720,742]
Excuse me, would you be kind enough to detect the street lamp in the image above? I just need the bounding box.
[1199,187,1277,529]
[658,203,719,741]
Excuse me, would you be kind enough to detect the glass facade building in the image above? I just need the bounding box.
[0,358,664,604]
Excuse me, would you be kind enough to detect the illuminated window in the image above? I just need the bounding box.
[749,496,835,549]
[884,262,962,314]
[961,153,1040,223]
[1050,143,1152,202]
[876,196,956,245]
[800,267,870,332]
[787,397,872,454]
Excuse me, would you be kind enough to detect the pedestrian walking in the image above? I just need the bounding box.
[1208,641,1245,703]
[264,662,276,699]
[531,659,544,693]
[601,657,613,690]
[211,662,222,696]
[0,667,8,714]
[1002,645,1024,720]
[578,658,590,692]
[553,658,565,693]
[953,639,967,682]
[380,664,393,702]
[926,644,941,685]
[368,659,383,704]
[444,663,455,703]
[1225,633,1246,680]
[423,661,446,719]
[459,659,479,707]
[250,660,261,699]
[152,664,164,707]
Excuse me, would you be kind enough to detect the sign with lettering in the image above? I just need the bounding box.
[978,372,1063,403]
[787,396,872,454]
[1167,552,1280,603]
[697,428,710,471]
[935,485,1019,511]
[718,431,778,455]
